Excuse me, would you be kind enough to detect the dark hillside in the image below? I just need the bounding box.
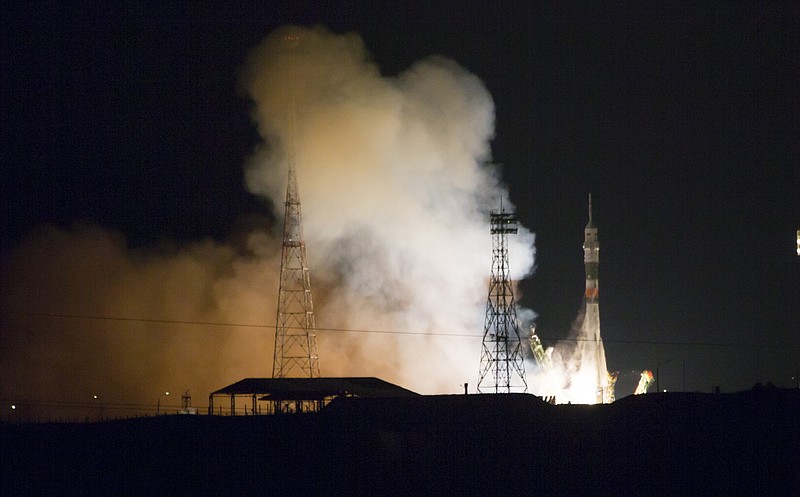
[2,388,798,496]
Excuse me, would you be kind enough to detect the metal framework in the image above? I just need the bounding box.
[272,165,320,378]
[478,210,527,393]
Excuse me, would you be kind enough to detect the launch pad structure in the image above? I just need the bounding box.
[477,209,527,393]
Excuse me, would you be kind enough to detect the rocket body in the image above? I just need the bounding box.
[583,195,599,303]
[582,194,607,403]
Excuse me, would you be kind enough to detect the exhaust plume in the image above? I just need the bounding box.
[530,308,611,404]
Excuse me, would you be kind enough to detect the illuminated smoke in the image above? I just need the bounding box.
[0,24,537,416]
[0,225,282,415]
[242,25,535,392]
[527,302,611,405]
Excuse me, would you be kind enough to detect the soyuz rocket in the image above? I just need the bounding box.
[583,193,609,403]
[583,194,599,303]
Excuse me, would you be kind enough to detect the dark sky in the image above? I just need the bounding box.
[2,1,799,398]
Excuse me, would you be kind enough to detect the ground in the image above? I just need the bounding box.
[2,387,798,496]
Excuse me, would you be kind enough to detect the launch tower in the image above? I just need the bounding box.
[478,209,527,393]
[272,164,320,378]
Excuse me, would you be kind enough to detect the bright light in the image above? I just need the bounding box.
[11,405,16,410]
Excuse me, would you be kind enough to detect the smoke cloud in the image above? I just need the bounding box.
[0,225,281,417]
[242,25,535,392]
[0,25,536,418]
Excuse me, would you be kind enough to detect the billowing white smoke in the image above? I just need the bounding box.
[242,25,535,393]
[0,25,537,416]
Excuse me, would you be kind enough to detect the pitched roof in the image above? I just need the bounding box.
[210,377,419,400]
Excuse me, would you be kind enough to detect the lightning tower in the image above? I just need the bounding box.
[478,209,527,393]
[272,155,320,378]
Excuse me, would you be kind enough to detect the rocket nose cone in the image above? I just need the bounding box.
[586,194,595,229]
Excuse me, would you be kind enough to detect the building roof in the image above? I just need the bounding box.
[210,377,420,401]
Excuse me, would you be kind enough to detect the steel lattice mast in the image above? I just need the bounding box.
[478,210,527,393]
[272,164,320,378]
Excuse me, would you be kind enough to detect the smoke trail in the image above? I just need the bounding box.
[242,25,536,392]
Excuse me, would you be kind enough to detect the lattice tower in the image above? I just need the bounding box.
[272,164,320,378]
[478,210,527,393]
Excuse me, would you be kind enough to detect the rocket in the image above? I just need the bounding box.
[583,194,599,303]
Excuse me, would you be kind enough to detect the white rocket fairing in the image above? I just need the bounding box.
[583,194,599,303]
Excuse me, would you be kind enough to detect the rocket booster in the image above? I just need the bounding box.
[583,194,599,303]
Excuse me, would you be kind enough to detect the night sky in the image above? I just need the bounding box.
[2,1,799,405]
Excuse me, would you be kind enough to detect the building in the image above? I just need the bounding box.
[208,377,419,415]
